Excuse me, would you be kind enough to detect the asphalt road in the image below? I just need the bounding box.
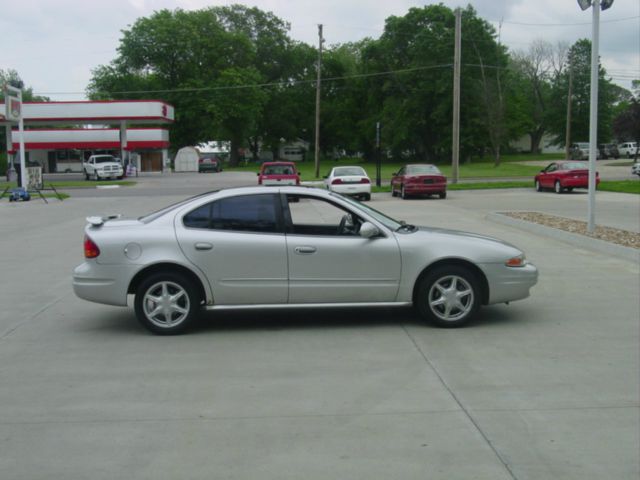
[0,184,638,479]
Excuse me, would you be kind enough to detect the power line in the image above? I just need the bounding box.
[34,64,454,96]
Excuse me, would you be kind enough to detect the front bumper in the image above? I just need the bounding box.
[96,169,124,179]
[480,262,538,305]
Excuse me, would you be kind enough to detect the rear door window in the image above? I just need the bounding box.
[183,194,281,234]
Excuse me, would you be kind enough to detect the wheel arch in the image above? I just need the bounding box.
[128,263,209,304]
[412,258,490,306]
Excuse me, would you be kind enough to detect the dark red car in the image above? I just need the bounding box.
[534,161,599,194]
[258,161,300,186]
[391,164,447,199]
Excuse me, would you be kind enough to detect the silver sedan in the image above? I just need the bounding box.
[73,186,538,334]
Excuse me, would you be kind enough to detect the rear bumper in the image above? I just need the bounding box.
[330,184,371,196]
[261,178,298,186]
[404,183,446,194]
[72,262,132,306]
[562,177,600,188]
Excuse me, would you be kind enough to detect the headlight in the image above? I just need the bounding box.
[505,254,527,267]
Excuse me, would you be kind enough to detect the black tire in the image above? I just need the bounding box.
[415,265,481,328]
[84,171,89,181]
[439,191,447,199]
[363,193,371,201]
[554,180,563,194]
[134,272,200,335]
[566,187,574,192]
[401,184,408,199]
[391,187,397,197]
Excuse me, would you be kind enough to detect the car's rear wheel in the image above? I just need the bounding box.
[363,193,371,201]
[84,171,89,181]
[554,180,563,194]
[439,191,446,199]
[134,272,200,335]
[416,266,481,328]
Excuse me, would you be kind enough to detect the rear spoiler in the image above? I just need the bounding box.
[86,214,122,227]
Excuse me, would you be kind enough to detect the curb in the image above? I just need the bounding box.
[486,212,640,263]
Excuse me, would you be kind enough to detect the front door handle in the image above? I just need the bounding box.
[194,242,213,251]
[294,246,317,255]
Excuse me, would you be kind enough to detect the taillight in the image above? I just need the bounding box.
[331,178,343,185]
[84,235,100,258]
[360,178,371,184]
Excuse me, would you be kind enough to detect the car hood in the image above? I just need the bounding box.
[393,226,523,263]
[94,162,122,167]
[418,226,517,247]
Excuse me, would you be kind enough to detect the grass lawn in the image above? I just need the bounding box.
[371,180,639,194]
[229,157,545,181]
[598,180,640,194]
[0,180,136,189]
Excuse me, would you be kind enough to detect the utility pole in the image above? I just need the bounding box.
[565,61,573,160]
[375,122,381,187]
[451,8,461,184]
[314,24,323,178]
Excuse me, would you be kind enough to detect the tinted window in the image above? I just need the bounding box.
[406,165,441,175]
[263,164,296,175]
[333,167,366,176]
[184,194,279,233]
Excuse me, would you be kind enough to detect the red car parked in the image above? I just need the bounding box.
[391,164,447,199]
[258,161,300,186]
[534,161,599,194]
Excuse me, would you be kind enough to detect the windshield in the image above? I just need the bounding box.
[407,165,441,175]
[333,167,367,177]
[94,156,117,164]
[332,193,402,231]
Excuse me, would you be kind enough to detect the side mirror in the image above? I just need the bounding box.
[256,172,260,176]
[392,172,397,176]
[360,221,380,239]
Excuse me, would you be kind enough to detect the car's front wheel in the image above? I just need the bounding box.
[535,180,542,192]
[134,272,200,335]
[401,184,408,199]
[416,266,481,328]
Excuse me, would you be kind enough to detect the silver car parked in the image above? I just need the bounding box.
[73,187,538,334]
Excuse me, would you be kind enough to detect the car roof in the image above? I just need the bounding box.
[262,161,295,166]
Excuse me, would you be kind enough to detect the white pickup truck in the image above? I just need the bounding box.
[83,155,124,180]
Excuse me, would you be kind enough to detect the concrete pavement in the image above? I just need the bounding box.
[0,186,638,479]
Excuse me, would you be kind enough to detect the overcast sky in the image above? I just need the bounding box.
[2,0,638,100]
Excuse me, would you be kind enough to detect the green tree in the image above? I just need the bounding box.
[548,39,617,145]
[613,80,640,161]
[88,5,302,165]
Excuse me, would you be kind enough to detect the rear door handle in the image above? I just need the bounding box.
[195,242,213,251]
[294,246,317,254]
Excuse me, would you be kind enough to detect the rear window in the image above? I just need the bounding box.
[263,165,296,175]
[333,167,366,177]
[562,162,588,170]
[406,165,442,175]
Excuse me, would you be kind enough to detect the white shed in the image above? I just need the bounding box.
[174,146,200,172]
